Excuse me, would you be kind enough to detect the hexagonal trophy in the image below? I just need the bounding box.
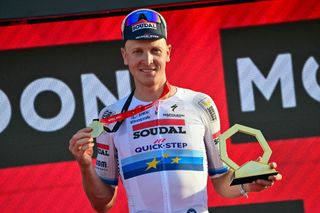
[219,124,278,185]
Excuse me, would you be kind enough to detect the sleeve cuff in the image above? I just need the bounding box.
[99,176,119,187]
[208,166,229,178]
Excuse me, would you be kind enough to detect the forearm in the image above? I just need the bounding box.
[211,170,246,198]
[80,164,116,213]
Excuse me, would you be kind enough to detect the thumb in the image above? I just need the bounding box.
[255,156,262,162]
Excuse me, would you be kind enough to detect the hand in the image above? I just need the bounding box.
[69,127,95,167]
[245,160,283,193]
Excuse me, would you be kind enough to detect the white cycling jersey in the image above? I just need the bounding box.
[95,87,228,213]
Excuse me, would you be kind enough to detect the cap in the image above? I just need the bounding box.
[121,8,167,41]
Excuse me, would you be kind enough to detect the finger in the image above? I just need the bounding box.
[81,142,95,151]
[71,128,93,143]
[269,162,277,169]
[255,156,262,162]
[74,140,94,154]
[77,143,94,161]
[269,173,282,181]
[77,137,94,146]
[77,127,93,134]
[248,182,268,192]
[70,137,93,155]
[74,130,93,140]
[69,131,93,147]
[255,179,273,187]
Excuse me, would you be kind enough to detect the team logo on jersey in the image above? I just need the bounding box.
[171,104,178,112]
[198,97,217,121]
[162,113,184,118]
[130,110,151,124]
[96,160,107,168]
[132,119,186,139]
[102,109,116,118]
[135,142,188,153]
[96,143,110,156]
[212,131,221,145]
[187,208,197,213]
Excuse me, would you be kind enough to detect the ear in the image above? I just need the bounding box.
[166,44,172,62]
[121,47,128,65]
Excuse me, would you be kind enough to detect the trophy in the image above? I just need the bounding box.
[219,124,278,185]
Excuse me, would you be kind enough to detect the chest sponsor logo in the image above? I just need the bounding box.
[162,103,184,118]
[162,113,185,118]
[135,141,188,153]
[130,110,151,124]
[132,119,186,139]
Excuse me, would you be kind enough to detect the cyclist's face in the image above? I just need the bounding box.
[121,39,171,87]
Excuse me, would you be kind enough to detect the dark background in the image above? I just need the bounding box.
[0,41,126,167]
[221,19,320,143]
[0,0,261,23]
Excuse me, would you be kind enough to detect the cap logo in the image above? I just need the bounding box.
[132,22,157,32]
[136,34,160,39]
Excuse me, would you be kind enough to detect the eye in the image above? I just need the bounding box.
[132,49,142,54]
[151,48,162,55]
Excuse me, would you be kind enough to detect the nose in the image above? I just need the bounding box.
[142,51,153,65]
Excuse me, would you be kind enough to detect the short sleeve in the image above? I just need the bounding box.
[196,94,229,178]
[94,107,119,187]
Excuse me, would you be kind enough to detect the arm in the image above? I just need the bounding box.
[81,162,117,212]
[69,127,117,213]
[211,162,282,198]
[195,94,282,198]
[211,170,244,198]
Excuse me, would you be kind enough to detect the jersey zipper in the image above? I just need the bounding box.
[156,101,172,212]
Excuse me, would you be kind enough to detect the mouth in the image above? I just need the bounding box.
[139,68,157,73]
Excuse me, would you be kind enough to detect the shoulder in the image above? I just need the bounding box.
[177,87,215,107]
[98,95,129,119]
[178,87,218,121]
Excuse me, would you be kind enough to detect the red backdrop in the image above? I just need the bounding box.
[0,0,319,212]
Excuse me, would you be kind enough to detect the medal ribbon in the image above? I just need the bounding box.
[100,82,170,125]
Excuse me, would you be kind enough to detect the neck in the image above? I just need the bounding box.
[134,81,172,102]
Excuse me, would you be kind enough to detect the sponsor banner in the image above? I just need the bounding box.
[221,19,320,143]
[0,41,131,168]
[0,1,320,213]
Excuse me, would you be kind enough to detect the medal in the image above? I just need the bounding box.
[89,82,171,138]
[89,120,104,138]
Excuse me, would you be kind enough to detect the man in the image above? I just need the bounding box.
[69,8,282,213]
